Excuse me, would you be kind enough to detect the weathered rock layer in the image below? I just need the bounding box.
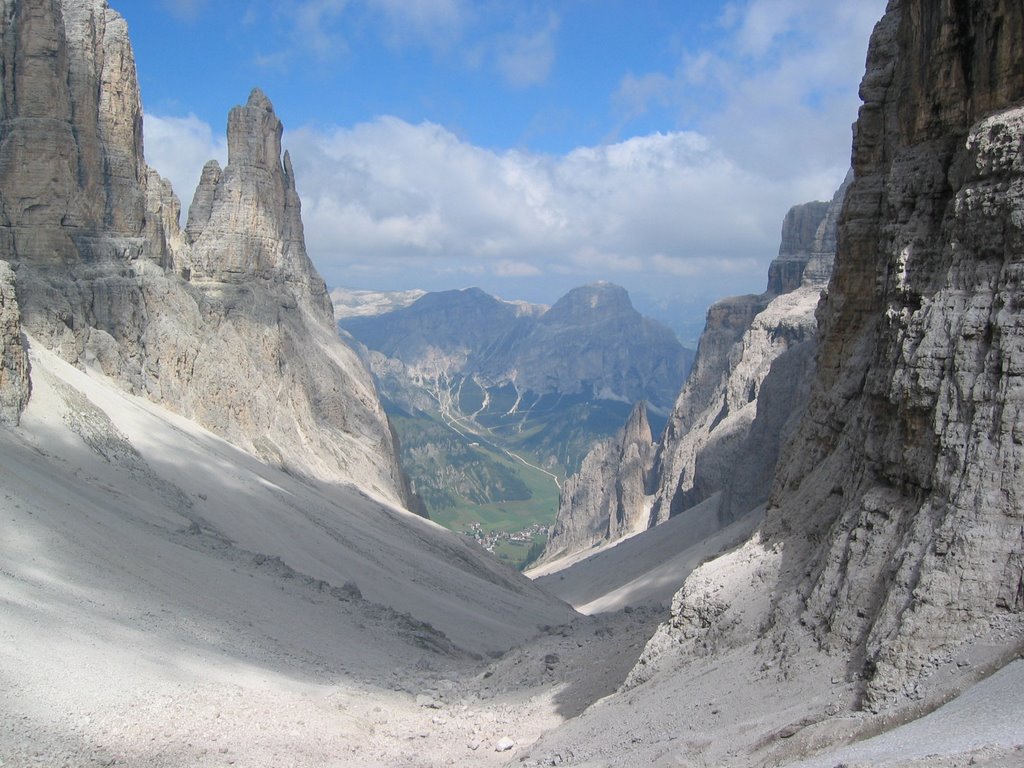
[0,0,407,504]
[0,261,29,424]
[641,0,1024,712]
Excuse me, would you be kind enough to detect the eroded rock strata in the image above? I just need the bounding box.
[0,0,407,503]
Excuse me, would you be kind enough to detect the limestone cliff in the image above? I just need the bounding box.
[0,261,29,424]
[542,401,655,560]
[539,179,848,564]
[0,0,407,504]
[638,0,1024,713]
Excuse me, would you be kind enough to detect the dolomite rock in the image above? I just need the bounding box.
[541,179,848,563]
[184,159,221,247]
[0,0,408,505]
[0,261,29,425]
[646,177,848,528]
[185,88,327,304]
[542,401,655,562]
[643,0,1024,714]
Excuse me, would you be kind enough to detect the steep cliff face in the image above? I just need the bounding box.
[0,261,28,424]
[539,180,848,564]
[0,0,407,504]
[542,401,655,560]
[641,0,1024,713]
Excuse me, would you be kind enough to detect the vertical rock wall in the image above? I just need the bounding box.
[0,260,28,424]
[640,0,1024,712]
[763,0,1024,707]
[542,401,655,560]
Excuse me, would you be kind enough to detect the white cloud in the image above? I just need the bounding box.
[613,0,886,182]
[140,1,890,316]
[143,114,227,214]
[495,260,542,277]
[276,117,796,298]
[612,72,675,122]
[160,0,207,21]
[494,12,559,88]
[367,0,465,48]
[290,0,349,61]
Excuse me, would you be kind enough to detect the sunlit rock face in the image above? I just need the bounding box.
[641,0,1024,712]
[0,0,408,505]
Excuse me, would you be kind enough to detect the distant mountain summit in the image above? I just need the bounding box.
[342,282,690,413]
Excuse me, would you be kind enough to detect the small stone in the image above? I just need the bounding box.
[416,694,441,709]
[495,737,516,752]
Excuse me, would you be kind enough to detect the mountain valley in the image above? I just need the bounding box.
[338,282,692,563]
[1,1,1023,767]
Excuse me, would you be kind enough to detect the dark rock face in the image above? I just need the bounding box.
[638,0,1024,714]
[0,261,29,424]
[0,0,407,504]
[761,0,1024,708]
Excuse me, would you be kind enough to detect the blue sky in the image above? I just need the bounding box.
[115,0,887,340]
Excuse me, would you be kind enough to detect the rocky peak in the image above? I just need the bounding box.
[543,282,634,324]
[540,399,656,563]
[767,171,852,294]
[186,87,327,306]
[0,0,408,505]
[227,87,283,171]
[184,159,222,245]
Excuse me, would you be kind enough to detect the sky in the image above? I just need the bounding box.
[115,0,887,341]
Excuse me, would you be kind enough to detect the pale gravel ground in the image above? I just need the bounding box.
[2,341,1021,768]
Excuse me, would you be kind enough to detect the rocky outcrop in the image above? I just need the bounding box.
[638,0,1024,714]
[0,261,29,424]
[543,401,655,560]
[0,0,407,505]
[186,88,327,303]
[539,180,848,564]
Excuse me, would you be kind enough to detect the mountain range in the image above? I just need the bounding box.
[338,281,693,540]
